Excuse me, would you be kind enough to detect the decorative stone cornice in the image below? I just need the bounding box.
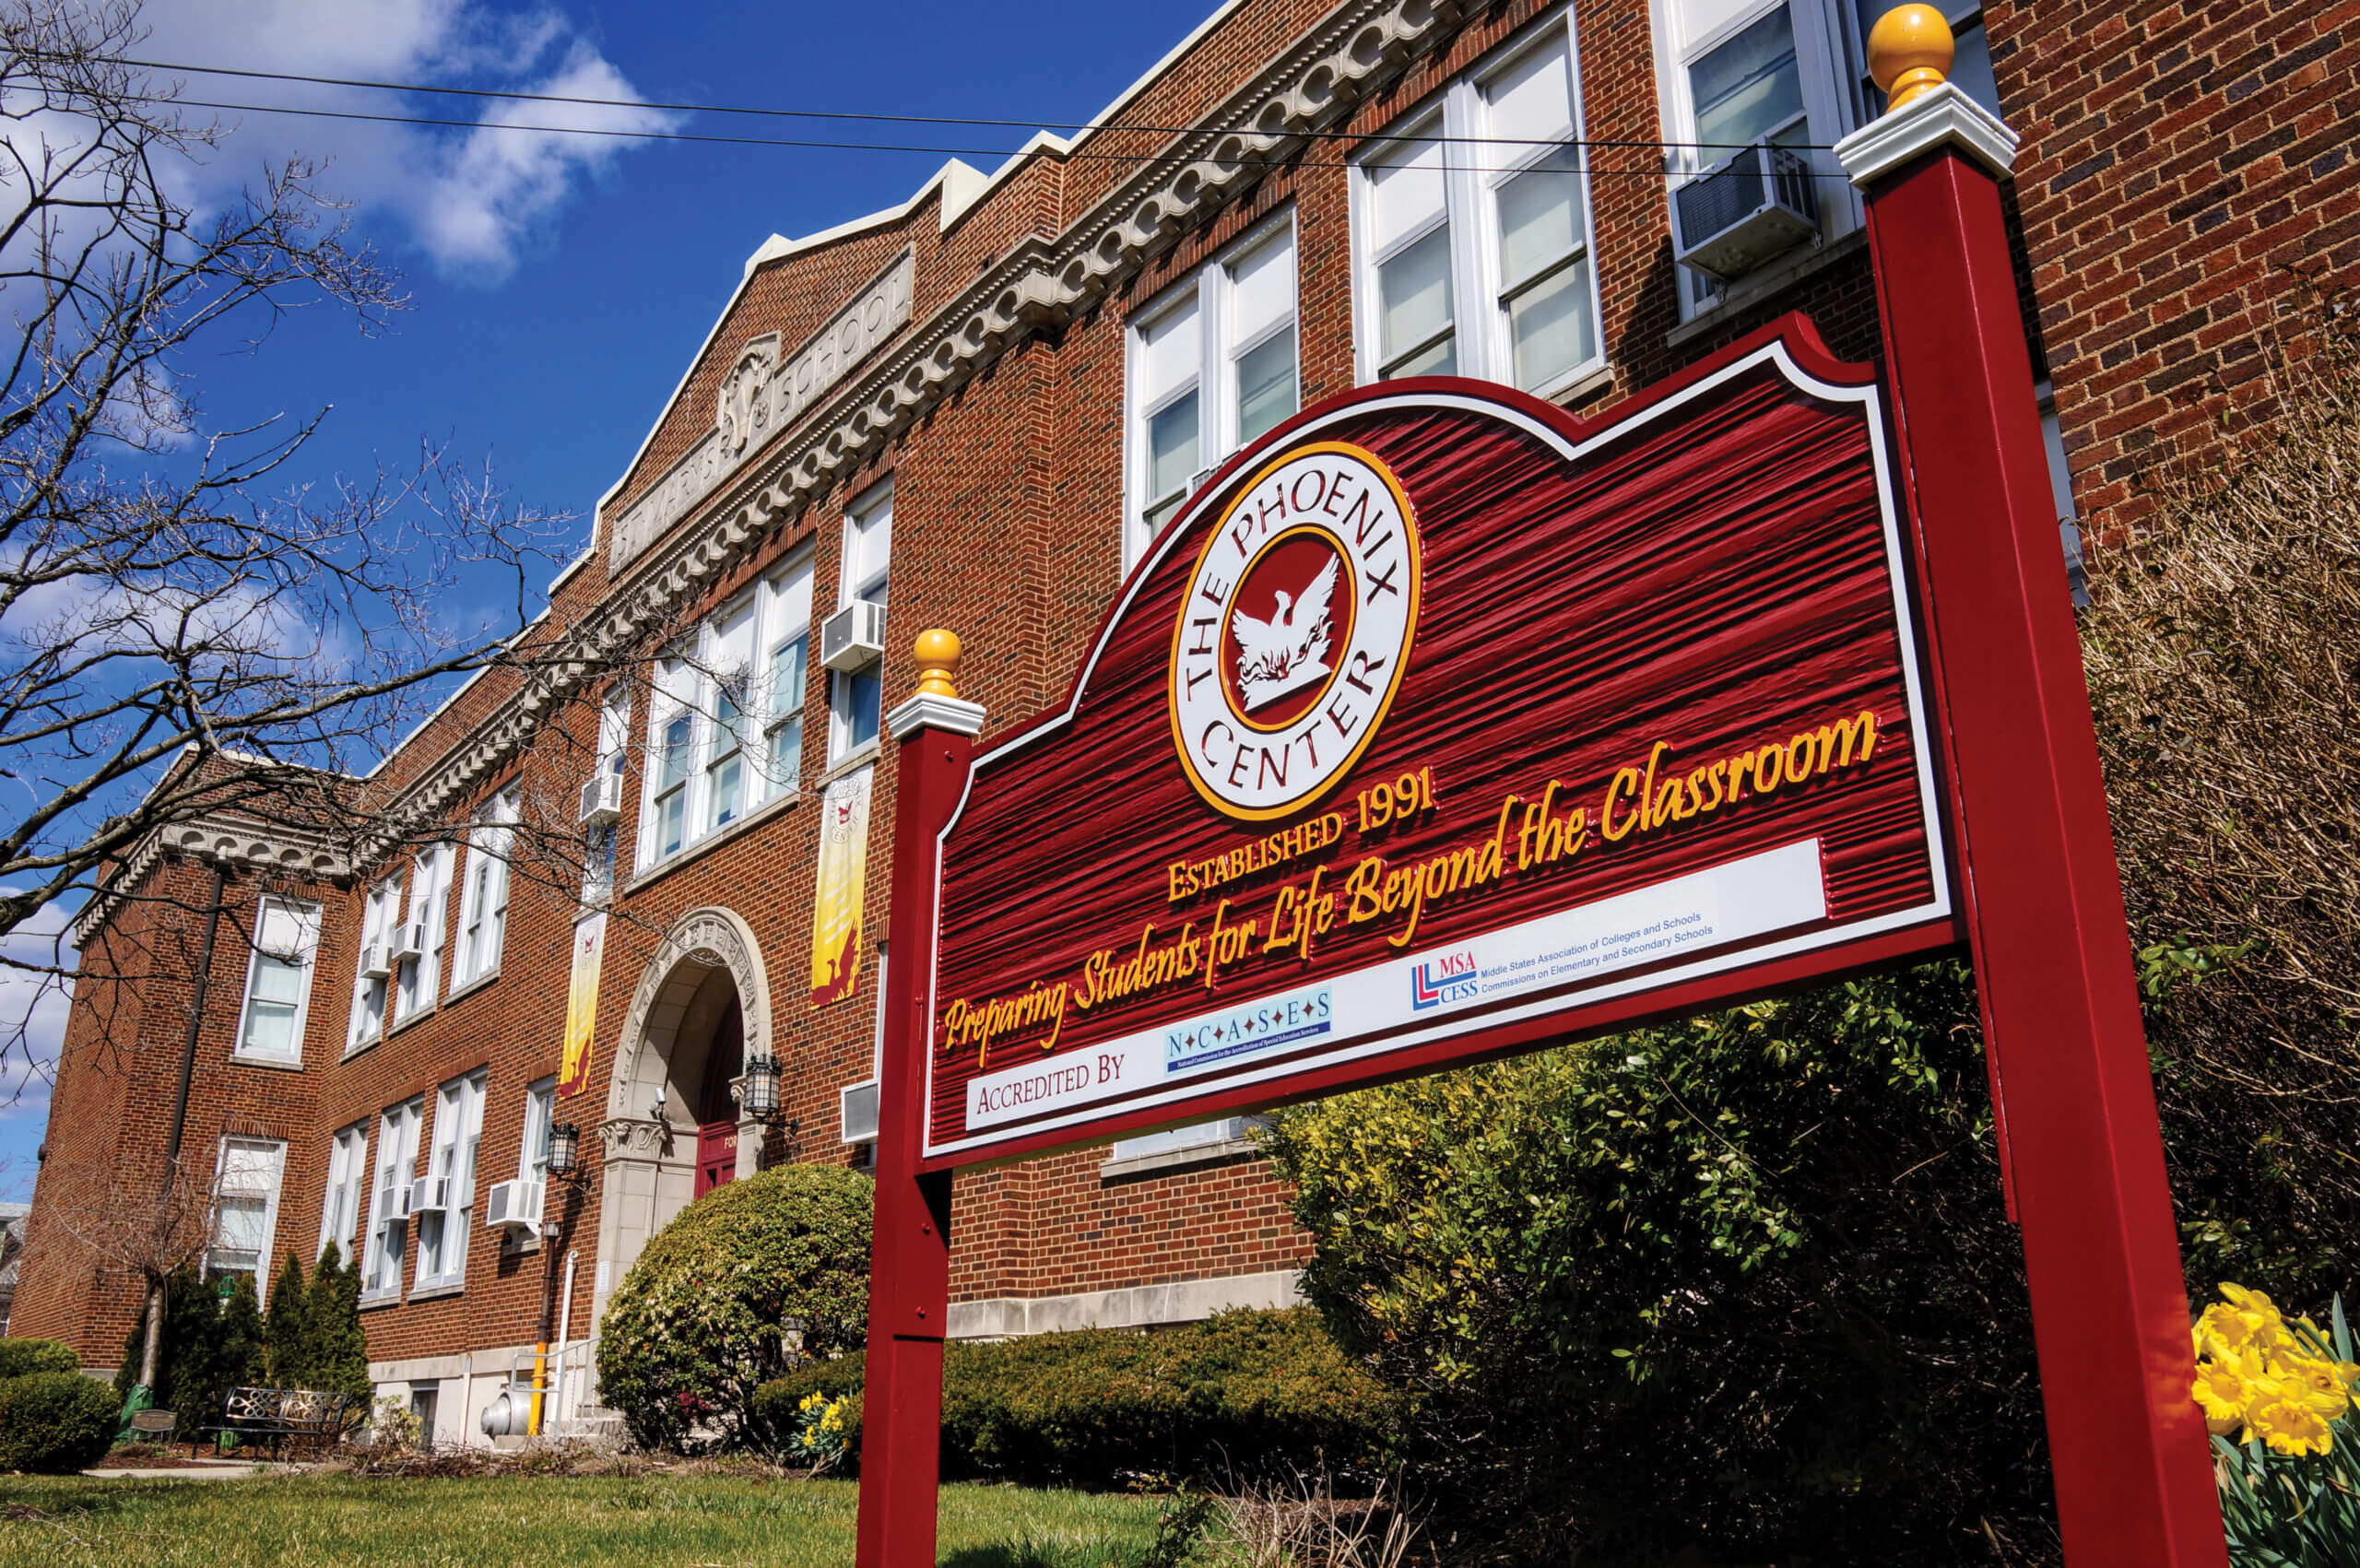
[607,248,916,571]
[72,812,351,946]
[375,0,1463,848]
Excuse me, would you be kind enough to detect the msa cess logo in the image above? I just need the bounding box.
[1410,950,1480,1010]
[1169,442,1422,820]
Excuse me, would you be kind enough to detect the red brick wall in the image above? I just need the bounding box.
[1988,0,2360,529]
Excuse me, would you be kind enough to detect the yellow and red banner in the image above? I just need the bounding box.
[810,764,875,1006]
[557,912,606,1098]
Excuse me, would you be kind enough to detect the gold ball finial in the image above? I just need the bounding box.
[1868,5,1954,112]
[913,629,963,701]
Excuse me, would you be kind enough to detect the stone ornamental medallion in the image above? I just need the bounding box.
[1168,442,1421,820]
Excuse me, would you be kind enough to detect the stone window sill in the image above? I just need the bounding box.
[407,1281,465,1303]
[445,968,501,1008]
[820,743,881,785]
[624,785,802,895]
[230,1053,305,1072]
[1100,1134,1264,1183]
[358,1291,401,1312]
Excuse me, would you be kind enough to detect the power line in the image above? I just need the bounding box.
[115,52,1834,155]
[168,95,1870,183]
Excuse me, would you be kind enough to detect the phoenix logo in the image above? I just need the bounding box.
[1232,557,1339,712]
[1169,441,1422,821]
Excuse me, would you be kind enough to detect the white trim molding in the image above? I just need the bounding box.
[1835,82,2019,187]
[886,694,987,741]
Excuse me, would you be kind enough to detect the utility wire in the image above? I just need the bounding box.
[113,51,1835,154]
[170,95,1870,183]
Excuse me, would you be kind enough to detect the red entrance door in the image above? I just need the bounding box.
[693,996,745,1198]
[695,1120,738,1197]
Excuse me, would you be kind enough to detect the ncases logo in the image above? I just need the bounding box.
[1410,950,1480,1010]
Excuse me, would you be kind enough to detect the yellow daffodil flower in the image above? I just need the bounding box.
[2246,1390,2337,1458]
[2194,1353,2253,1436]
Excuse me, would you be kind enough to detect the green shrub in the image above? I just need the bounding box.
[114,1267,268,1420]
[0,1339,78,1380]
[1258,962,2050,1562]
[596,1161,873,1452]
[301,1244,372,1401]
[749,1307,1399,1487]
[0,1371,119,1473]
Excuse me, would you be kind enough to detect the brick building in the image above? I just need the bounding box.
[12,0,2355,1447]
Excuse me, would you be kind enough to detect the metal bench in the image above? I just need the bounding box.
[206,1387,355,1457]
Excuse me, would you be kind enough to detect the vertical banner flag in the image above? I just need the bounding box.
[558,912,606,1098]
[810,763,876,1006]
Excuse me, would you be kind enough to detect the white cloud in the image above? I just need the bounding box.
[131,0,681,282]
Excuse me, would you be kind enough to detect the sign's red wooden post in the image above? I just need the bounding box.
[1839,14,2227,1564]
[855,630,984,1568]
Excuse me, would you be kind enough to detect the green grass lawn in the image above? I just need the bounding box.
[0,1472,1172,1568]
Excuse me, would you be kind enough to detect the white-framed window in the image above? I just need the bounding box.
[761,552,815,798]
[646,654,695,864]
[1351,15,1604,397]
[584,687,631,902]
[1650,0,2000,315]
[207,1136,287,1298]
[633,548,819,875]
[233,897,320,1064]
[413,1069,486,1291]
[348,878,402,1048]
[360,1099,421,1299]
[1125,215,1301,561]
[454,789,517,987]
[318,1121,369,1265]
[703,598,756,834]
[830,485,892,763]
[519,1077,555,1220]
[391,843,453,1025]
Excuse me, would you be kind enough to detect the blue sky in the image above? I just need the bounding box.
[0,0,1225,1197]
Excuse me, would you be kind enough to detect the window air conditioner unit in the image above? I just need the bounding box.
[380,1183,410,1221]
[406,1175,450,1215]
[578,772,624,826]
[840,1079,880,1146]
[820,600,888,672]
[391,922,429,964]
[358,941,393,980]
[1670,141,1820,286]
[482,1178,544,1232]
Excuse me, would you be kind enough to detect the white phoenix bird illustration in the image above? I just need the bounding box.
[1231,555,1340,711]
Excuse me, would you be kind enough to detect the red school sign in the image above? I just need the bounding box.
[854,74,2229,1568]
[920,341,1954,1166]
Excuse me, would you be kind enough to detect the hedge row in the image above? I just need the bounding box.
[751,1306,1400,1488]
[0,1339,77,1381]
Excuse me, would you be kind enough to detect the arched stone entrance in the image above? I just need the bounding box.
[592,907,771,1323]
